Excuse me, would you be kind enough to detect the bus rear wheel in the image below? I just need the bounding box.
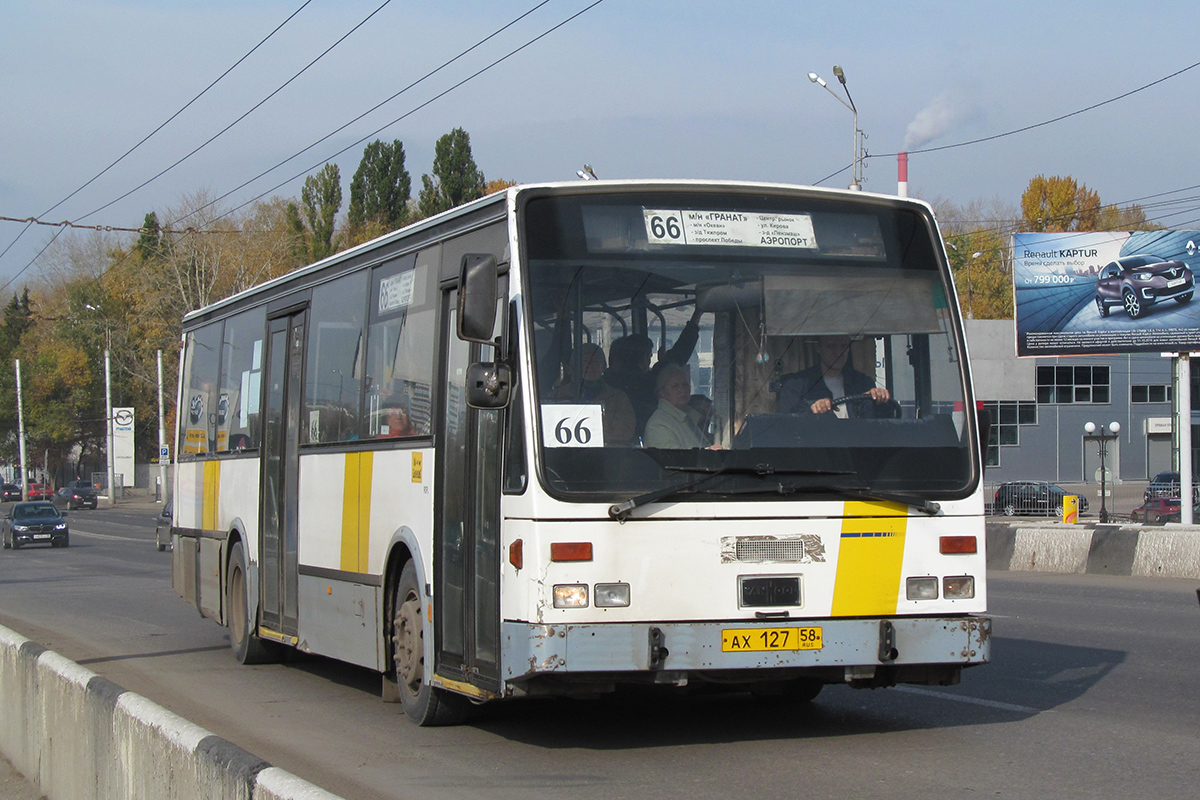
[228,541,279,665]
[393,561,468,726]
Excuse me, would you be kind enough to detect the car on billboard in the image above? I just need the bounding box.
[1094,255,1194,319]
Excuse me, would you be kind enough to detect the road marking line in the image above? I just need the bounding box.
[70,530,145,543]
[894,685,1040,713]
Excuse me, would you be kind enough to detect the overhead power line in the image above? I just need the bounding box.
[0,0,316,291]
[190,0,608,227]
[74,0,395,225]
[174,0,556,227]
[876,59,1200,159]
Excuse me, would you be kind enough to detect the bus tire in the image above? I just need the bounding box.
[228,540,278,665]
[393,561,469,726]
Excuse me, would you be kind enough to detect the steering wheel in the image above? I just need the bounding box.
[828,393,901,419]
[829,394,875,411]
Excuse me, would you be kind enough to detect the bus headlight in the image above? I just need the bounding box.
[553,584,589,608]
[906,576,939,600]
[594,583,630,608]
[943,576,975,599]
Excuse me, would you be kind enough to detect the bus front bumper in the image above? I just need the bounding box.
[502,616,989,687]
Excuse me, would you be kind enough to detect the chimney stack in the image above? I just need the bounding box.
[897,152,908,198]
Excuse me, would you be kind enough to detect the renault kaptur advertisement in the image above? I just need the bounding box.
[1013,230,1200,356]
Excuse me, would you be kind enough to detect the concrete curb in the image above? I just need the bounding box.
[0,624,343,800]
[987,521,1200,579]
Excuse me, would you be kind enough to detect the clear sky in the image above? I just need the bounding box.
[4,0,1200,287]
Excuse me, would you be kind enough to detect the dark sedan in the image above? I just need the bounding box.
[993,481,1089,517]
[155,499,173,552]
[1095,254,1194,319]
[2,502,69,549]
[53,481,98,510]
[1,484,21,502]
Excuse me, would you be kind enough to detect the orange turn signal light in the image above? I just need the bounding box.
[550,541,593,562]
[508,539,524,569]
[940,535,977,554]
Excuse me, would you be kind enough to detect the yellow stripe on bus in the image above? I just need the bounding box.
[830,501,908,617]
[202,460,221,531]
[340,451,374,573]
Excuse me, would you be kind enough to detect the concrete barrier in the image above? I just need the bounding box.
[987,520,1200,579]
[0,624,344,800]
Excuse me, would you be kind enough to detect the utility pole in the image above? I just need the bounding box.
[15,360,28,501]
[105,348,115,506]
[158,350,167,503]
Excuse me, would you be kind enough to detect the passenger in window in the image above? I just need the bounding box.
[377,395,418,438]
[606,307,703,434]
[644,364,719,449]
[553,343,635,446]
[777,336,893,418]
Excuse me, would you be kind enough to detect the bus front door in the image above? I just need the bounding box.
[435,291,501,693]
[260,310,305,640]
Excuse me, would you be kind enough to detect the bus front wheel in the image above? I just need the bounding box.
[228,541,279,665]
[393,561,468,726]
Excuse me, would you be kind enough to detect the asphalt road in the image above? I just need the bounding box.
[0,504,1197,800]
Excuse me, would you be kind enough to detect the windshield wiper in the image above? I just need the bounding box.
[607,465,853,521]
[718,482,941,516]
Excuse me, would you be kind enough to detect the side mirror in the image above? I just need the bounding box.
[458,254,498,344]
[465,362,513,409]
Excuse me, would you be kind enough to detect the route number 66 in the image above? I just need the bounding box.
[644,210,685,244]
[541,405,604,448]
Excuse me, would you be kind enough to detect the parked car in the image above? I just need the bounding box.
[1144,472,1200,503]
[992,481,1090,517]
[54,480,98,510]
[26,483,52,501]
[2,501,69,549]
[1,484,21,502]
[1131,497,1182,523]
[154,499,173,552]
[1094,254,1194,319]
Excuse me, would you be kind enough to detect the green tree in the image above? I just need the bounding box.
[299,163,343,262]
[348,139,411,234]
[417,127,485,219]
[1020,175,1101,232]
[133,212,163,262]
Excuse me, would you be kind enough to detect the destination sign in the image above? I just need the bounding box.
[643,209,818,249]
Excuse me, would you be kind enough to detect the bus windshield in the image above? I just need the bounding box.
[522,188,976,503]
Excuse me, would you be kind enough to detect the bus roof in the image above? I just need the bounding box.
[181,179,934,328]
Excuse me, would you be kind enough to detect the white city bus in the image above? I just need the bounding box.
[172,180,991,725]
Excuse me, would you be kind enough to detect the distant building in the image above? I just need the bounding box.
[966,319,1190,485]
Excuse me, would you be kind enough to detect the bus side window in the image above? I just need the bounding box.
[304,272,367,444]
[216,306,266,452]
[182,323,223,455]
[364,254,435,439]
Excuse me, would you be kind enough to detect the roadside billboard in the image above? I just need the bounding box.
[1012,230,1200,356]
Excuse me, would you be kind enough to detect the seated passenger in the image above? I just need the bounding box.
[777,336,892,418]
[553,344,636,446]
[644,364,714,449]
[377,395,418,437]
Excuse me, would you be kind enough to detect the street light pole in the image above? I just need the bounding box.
[808,66,864,190]
[1084,421,1121,523]
[106,347,115,506]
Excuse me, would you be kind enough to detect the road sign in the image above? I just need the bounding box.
[159,445,170,462]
